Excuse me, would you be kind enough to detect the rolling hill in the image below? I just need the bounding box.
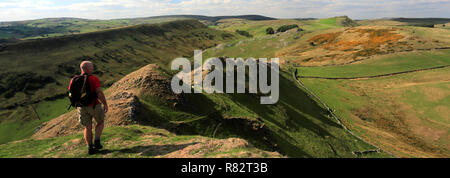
[0,19,236,144]
[0,15,275,41]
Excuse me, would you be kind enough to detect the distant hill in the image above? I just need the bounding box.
[135,15,276,22]
[390,18,450,27]
[0,15,276,40]
[358,18,450,27]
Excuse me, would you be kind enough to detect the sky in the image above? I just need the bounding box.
[0,0,449,22]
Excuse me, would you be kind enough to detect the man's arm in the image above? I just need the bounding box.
[95,88,108,113]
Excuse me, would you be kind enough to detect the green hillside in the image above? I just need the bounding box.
[0,19,236,144]
[0,17,186,40]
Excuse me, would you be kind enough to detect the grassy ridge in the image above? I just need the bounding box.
[0,17,189,40]
[211,17,348,38]
[0,15,275,40]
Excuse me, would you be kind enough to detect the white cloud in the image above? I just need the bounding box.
[0,0,449,21]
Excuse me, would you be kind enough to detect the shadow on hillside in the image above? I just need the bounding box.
[229,72,342,135]
[134,93,287,155]
[119,142,199,156]
[95,142,199,156]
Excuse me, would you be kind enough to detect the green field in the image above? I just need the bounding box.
[297,50,450,78]
[0,98,73,144]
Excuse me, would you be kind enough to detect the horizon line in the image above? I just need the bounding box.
[1,14,450,23]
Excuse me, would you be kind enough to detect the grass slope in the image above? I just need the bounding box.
[0,125,282,158]
[0,19,235,144]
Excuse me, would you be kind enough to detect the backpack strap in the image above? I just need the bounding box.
[81,74,88,94]
[82,74,98,108]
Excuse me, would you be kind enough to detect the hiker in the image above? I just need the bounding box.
[68,61,108,155]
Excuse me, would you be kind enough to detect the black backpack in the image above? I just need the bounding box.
[68,74,97,109]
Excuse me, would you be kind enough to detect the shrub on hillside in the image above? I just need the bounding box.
[276,24,299,33]
[235,30,253,38]
[266,27,275,34]
[221,33,234,39]
[1,72,55,98]
[0,84,5,93]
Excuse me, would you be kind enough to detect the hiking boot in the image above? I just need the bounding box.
[94,140,103,150]
[88,145,96,155]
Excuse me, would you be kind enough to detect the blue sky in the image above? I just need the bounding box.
[0,0,449,22]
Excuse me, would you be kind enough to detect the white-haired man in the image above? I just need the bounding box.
[69,61,108,155]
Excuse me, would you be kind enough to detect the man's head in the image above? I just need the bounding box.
[80,61,94,74]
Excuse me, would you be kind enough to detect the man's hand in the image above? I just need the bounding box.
[96,87,108,114]
[103,104,109,113]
